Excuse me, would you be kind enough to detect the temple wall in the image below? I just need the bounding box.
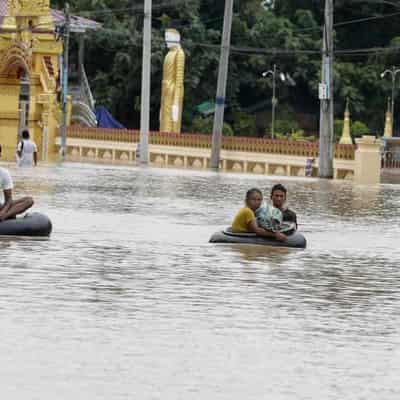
[0,28,62,162]
[0,76,20,159]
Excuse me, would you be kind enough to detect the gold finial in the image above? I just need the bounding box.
[339,98,353,144]
[384,97,393,138]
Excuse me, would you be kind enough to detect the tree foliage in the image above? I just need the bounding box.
[57,0,400,134]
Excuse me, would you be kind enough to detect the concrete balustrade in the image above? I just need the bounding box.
[55,129,382,183]
[354,136,382,184]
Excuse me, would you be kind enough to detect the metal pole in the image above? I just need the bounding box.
[391,68,395,129]
[139,0,152,165]
[60,3,70,161]
[271,64,276,139]
[210,0,234,170]
[78,34,85,86]
[319,0,334,179]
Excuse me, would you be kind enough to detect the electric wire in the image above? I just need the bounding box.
[2,3,400,58]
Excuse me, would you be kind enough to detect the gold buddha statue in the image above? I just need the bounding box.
[160,29,185,133]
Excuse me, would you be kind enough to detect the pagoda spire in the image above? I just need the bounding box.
[384,97,393,138]
[339,98,353,145]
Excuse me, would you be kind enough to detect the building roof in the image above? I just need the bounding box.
[0,0,101,32]
[52,9,101,33]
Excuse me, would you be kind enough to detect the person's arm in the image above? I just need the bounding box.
[0,189,12,221]
[247,219,287,242]
[289,210,298,229]
[16,141,22,159]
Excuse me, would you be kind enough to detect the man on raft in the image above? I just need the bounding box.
[0,145,34,222]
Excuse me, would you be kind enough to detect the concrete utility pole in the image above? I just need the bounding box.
[210,0,234,170]
[139,0,152,165]
[318,0,334,179]
[60,2,70,161]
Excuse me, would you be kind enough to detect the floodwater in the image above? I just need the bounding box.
[1,162,399,400]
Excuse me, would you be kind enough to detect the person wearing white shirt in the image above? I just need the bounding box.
[0,145,34,221]
[16,129,38,167]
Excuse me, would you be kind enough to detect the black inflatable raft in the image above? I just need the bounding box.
[209,225,306,249]
[0,212,52,237]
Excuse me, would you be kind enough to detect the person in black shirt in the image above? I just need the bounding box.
[270,184,298,228]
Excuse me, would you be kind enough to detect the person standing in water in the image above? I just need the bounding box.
[16,129,38,167]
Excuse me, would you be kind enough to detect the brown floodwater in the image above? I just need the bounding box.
[0,162,399,399]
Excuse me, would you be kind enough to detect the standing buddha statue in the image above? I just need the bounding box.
[160,29,185,134]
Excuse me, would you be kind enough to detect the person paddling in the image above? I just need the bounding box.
[231,188,287,242]
[0,145,34,221]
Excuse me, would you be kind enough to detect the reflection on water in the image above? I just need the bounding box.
[222,244,293,266]
[1,163,400,399]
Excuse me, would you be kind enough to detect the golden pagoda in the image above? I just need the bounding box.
[383,97,393,138]
[0,0,99,162]
[339,98,353,145]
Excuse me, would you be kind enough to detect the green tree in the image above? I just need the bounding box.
[55,0,400,134]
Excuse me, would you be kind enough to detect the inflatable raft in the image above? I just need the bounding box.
[209,224,306,249]
[0,212,52,237]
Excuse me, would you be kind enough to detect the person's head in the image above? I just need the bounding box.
[21,129,30,140]
[271,184,287,209]
[245,188,263,211]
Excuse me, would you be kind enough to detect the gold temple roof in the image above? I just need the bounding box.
[0,0,101,32]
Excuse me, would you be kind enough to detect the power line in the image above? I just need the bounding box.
[82,25,400,57]
[336,44,400,54]
[334,10,400,27]
[3,5,400,59]
[73,0,184,17]
[3,4,400,36]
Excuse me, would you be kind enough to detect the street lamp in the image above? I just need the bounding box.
[261,64,294,139]
[381,66,400,133]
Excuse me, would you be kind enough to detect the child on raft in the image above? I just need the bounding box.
[231,188,287,242]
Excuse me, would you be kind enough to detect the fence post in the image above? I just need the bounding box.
[354,136,382,184]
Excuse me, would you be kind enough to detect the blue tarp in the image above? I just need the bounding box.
[95,106,126,129]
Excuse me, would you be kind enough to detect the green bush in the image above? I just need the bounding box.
[289,130,306,141]
[191,116,234,136]
[352,121,369,137]
[334,119,344,141]
[334,118,369,142]
[274,129,306,141]
[272,119,300,136]
[232,112,257,136]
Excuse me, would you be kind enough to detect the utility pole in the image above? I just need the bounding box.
[60,2,70,161]
[318,0,334,178]
[139,0,152,165]
[210,0,234,170]
[271,64,277,139]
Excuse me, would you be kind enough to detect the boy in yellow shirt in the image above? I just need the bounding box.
[231,188,287,242]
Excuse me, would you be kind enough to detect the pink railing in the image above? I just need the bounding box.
[67,126,356,160]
